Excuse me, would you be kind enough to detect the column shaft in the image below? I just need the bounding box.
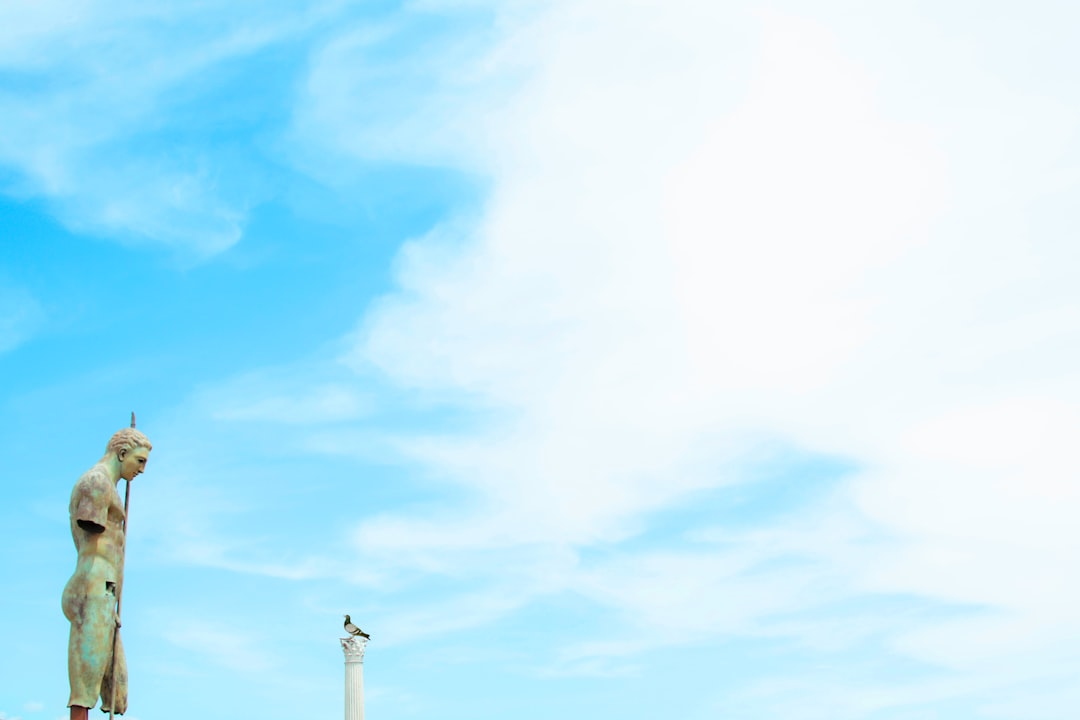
[341,636,368,720]
[345,662,364,720]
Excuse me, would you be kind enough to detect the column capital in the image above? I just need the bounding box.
[341,636,368,663]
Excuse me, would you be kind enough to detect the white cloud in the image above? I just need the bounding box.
[296,0,1080,710]
[342,2,950,547]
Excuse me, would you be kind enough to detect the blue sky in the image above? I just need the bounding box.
[2,2,1078,719]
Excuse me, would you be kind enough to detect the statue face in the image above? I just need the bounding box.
[119,446,150,480]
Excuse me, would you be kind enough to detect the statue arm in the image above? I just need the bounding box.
[73,473,108,534]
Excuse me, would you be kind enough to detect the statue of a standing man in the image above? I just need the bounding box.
[62,427,152,719]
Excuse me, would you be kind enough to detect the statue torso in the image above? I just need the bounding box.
[67,466,126,589]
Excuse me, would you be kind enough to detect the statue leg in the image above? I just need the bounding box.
[100,630,127,715]
[69,706,89,720]
[67,584,114,711]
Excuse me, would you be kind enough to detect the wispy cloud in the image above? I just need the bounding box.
[161,618,277,672]
[0,2,336,257]
[289,5,501,178]
[197,366,372,425]
[0,282,43,354]
[133,461,385,586]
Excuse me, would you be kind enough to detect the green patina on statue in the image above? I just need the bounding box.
[62,426,152,719]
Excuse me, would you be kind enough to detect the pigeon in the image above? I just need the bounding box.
[344,615,370,639]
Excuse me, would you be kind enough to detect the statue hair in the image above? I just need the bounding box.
[105,427,153,456]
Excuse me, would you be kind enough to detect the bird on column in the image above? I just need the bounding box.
[344,615,370,639]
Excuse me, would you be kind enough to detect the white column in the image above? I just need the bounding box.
[341,636,368,720]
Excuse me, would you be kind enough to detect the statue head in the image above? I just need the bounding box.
[105,428,153,480]
[106,427,153,456]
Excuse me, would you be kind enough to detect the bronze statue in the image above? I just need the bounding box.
[62,425,151,719]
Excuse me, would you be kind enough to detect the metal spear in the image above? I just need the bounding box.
[108,412,136,720]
